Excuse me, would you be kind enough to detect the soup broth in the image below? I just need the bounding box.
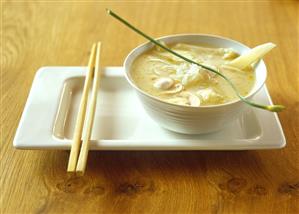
[131,43,255,107]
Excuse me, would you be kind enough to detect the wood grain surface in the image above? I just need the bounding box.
[1,1,298,213]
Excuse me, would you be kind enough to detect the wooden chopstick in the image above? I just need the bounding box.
[67,43,97,172]
[76,42,102,174]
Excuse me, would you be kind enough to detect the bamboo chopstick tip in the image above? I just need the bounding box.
[67,165,76,173]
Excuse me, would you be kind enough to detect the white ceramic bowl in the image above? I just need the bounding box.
[124,34,267,134]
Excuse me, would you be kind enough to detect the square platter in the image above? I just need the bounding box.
[13,67,286,150]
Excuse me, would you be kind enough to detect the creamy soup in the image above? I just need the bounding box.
[131,43,255,106]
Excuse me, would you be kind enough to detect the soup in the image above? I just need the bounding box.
[130,43,255,107]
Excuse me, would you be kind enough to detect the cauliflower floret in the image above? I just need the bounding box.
[170,62,219,88]
[196,88,224,104]
[180,63,202,86]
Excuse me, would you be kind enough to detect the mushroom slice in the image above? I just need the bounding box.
[161,83,184,95]
[153,77,175,90]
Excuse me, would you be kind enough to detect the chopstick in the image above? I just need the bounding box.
[76,42,102,173]
[67,42,101,173]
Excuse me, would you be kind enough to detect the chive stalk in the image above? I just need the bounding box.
[107,9,285,112]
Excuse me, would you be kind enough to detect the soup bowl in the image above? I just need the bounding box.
[124,34,267,134]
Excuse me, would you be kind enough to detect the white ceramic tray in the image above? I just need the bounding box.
[13,67,286,150]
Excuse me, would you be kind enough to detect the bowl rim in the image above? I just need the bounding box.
[123,33,267,109]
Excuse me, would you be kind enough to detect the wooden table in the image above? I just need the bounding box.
[2,1,298,213]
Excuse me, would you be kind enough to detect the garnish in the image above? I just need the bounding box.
[228,43,276,69]
[107,9,285,112]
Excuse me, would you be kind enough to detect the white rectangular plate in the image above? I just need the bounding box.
[13,67,286,150]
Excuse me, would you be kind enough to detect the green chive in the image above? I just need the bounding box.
[107,9,285,112]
